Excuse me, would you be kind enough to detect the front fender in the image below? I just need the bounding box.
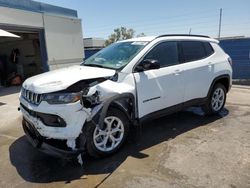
[83,80,136,129]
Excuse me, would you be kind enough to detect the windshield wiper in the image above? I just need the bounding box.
[84,64,105,68]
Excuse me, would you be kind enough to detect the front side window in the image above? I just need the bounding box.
[143,41,179,68]
[83,41,148,70]
[180,41,207,62]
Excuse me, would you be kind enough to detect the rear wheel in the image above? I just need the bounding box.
[85,107,129,158]
[203,83,226,115]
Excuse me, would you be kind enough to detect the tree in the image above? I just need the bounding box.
[105,27,145,46]
[136,32,146,37]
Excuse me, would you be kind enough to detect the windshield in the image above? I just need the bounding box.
[83,41,148,70]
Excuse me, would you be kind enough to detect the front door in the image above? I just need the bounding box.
[133,41,185,118]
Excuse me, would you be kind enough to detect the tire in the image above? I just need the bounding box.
[84,107,130,158]
[203,83,227,115]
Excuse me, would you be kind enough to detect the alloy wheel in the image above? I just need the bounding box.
[211,87,225,111]
[93,116,124,152]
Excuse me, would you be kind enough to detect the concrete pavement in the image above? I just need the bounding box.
[0,86,249,188]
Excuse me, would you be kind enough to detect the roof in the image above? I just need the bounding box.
[122,35,218,43]
[0,0,77,18]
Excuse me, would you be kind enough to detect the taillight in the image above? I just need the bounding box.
[227,57,233,66]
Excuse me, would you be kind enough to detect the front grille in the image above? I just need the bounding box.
[22,88,42,105]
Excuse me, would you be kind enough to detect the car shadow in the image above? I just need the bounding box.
[9,107,229,184]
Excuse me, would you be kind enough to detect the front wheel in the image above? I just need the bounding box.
[203,83,227,115]
[85,107,129,158]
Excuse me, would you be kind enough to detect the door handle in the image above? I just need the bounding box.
[208,62,212,67]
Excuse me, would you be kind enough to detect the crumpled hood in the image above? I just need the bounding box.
[22,65,116,93]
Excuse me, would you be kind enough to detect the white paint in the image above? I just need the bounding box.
[19,98,88,140]
[122,36,219,74]
[84,74,136,106]
[96,80,135,101]
[22,65,116,93]
[19,73,136,144]
[66,139,76,150]
[134,64,185,118]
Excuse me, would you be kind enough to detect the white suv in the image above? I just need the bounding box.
[19,35,232,158]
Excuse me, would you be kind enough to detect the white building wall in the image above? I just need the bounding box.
[0,6,84,70]
[43,15,84,70]
[0,6,43,28]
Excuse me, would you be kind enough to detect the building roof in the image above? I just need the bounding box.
[0,0,77,18]
[83,38,105,48]
[219,36,250,41]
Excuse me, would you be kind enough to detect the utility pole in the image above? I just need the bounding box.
[218,8,222,39]
[189,28,192,35]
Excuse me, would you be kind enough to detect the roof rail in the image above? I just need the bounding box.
[156,34,210,38]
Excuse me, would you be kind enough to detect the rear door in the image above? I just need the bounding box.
[179,41,215,102]
[133,41,185,118]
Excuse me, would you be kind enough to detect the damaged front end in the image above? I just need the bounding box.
[19,74,136,159]
[81,80,136,129]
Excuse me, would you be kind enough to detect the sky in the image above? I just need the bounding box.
[36,0,250,39]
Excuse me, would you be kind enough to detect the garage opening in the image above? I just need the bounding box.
[0,30,46,87]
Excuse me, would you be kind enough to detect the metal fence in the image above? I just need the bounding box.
[220,38,250,79]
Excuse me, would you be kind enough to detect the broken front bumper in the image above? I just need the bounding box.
[19,96,89,140]
[22,118,82,158]
[19,95,92,156]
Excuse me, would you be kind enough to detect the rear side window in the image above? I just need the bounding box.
[180,41,207,62]
[204,42,214,56]
[144,41,179,68]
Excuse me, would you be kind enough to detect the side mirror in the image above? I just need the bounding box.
[136,59,160,72]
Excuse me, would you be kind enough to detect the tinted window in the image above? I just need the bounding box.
[144,41,179,67]
[181,41,207,62]
[204,42,214,56]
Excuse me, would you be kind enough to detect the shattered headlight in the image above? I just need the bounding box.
[42,92,81,104]
[81,91,100,108]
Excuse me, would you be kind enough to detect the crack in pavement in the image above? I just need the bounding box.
[0,134,18,140]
